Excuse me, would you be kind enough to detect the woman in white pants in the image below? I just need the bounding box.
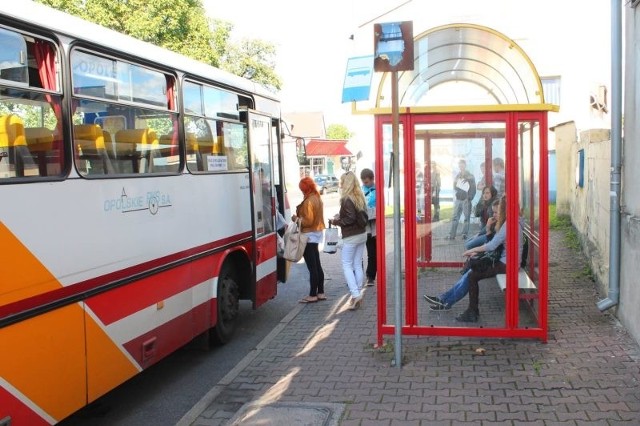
[330,172,368,310]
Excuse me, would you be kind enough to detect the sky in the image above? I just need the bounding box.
[203,0,367,125]
[203,0,612,151]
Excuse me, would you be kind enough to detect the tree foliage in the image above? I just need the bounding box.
[222,39,282,92]
[35,0,280,90]
[326,124,352,140]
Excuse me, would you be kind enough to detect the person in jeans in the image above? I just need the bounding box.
[425,196,523,322]
[492,157,506,198]
[447,159,476,240]
[431,161,442,222]
[360,168,376,286]
[330,171,368,310]
[291,176,326,303]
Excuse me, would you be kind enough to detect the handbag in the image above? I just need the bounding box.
[460,245,503,275]
[282,219,308,262]
[323,222,339,254]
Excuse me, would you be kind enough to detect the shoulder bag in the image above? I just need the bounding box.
[283,219,308,262]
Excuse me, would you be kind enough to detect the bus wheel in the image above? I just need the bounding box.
[213,263,240,344]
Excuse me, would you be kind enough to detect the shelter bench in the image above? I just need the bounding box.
[495,269,537,293]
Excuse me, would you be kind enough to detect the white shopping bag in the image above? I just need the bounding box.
[323,223,340,254]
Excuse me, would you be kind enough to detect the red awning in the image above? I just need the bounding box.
[305,139,353,156]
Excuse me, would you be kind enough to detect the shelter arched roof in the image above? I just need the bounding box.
[360,23,557,114]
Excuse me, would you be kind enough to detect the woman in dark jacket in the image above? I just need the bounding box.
[330,172,367,310]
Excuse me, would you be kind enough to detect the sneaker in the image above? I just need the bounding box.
[445,235,454,240]
[455,309,479,322]
[462,234,467,239]
[366,278,375,287]
[423,295,445,307]
[429,304,451,311]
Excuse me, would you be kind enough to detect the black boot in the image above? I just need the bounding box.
[455,308,479,322]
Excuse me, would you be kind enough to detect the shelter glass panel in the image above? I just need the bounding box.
[517,119,542,329]
[380,122,406,328]
[414,121,509,329]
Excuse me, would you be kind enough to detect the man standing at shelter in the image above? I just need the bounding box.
[446,159,476,240]
[492,157,505,198]
[360,168,377,286]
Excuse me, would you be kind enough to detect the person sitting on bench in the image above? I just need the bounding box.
[424,195,523,323]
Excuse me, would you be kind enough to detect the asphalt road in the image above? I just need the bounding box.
[59,192,340,426]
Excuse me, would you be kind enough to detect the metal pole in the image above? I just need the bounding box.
[597,0,621,311]
[391,70,402,368]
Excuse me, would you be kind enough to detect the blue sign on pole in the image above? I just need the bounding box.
[341,55,374,103]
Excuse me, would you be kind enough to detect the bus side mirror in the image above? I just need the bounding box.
[296,137,309,165]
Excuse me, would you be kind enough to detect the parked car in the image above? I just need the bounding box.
[313,174,339,194]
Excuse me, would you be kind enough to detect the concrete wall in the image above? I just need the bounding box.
[553,125,612,306]
[620,5,640,345]
[573,130,611,288]
[552,122,577,216]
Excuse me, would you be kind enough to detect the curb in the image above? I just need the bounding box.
[175,303,306,426]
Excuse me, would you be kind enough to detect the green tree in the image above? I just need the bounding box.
[326,124,352,140]
[35,0,280,90]
[221,39,282,92]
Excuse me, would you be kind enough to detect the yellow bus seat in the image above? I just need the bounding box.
[115,128,158,156]
[158,133,180,157]
[183,132,198,153]
[196,136,215,155]
[0,114,27,148]
[24,127,54,152]
[213,135,224,155]
[74,124,106,155]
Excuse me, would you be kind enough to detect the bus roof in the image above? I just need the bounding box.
[0,1,279,102]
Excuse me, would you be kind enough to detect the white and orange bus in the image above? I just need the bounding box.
[0,2,288,424]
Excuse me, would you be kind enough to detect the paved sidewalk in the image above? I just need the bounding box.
[179,229,640,425]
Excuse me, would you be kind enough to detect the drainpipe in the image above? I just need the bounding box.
[597,0,622,311]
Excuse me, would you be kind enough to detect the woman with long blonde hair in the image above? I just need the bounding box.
[330,172,368,310]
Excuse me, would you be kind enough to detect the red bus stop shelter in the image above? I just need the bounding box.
[352,24,557,343]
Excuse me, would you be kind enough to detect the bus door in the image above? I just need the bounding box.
[247,111,277,307]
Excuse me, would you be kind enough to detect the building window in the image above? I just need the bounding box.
[541,76,561,106]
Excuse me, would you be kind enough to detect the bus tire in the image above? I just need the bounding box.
[212,263,240,344]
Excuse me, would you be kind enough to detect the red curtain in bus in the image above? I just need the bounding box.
[166,76,178,156]
[34,40,62,152]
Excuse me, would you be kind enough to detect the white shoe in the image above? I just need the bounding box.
[349,295,363,310]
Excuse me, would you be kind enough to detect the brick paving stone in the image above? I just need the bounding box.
[575,421,609,426]
[389,420,420,426]
[556,411,593,422]
[466,411,497,422]
[525,410,560,422]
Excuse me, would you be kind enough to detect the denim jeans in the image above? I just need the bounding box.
[464,233,488,250]
[341,241,366,298]
[439,262,507,311]
[439,270,472,307]
[449,198,471,237]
